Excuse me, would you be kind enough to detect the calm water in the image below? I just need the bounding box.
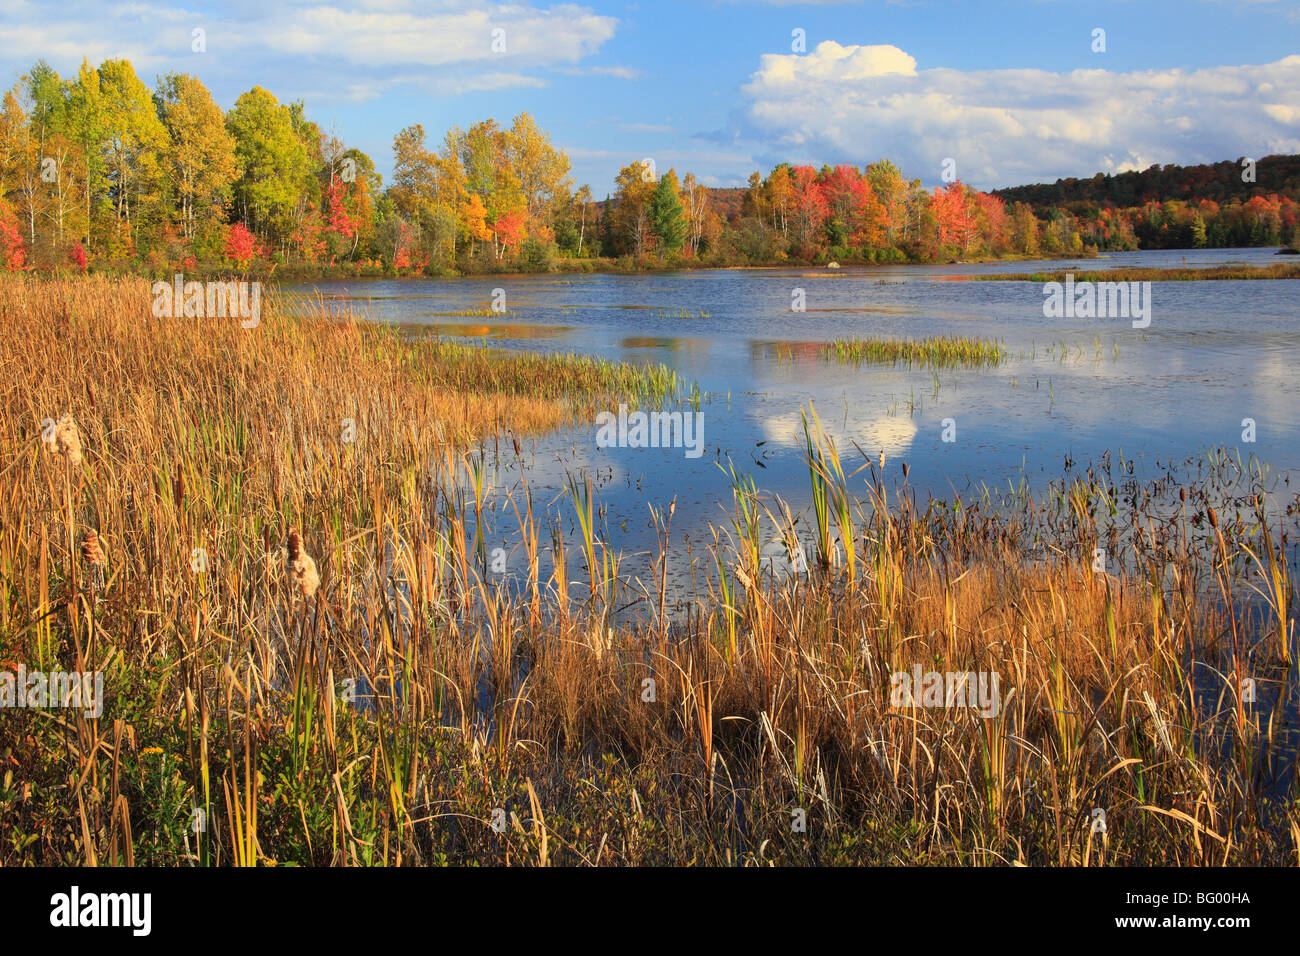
[289,247,1300,597]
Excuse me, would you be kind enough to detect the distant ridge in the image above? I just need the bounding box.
[991,154,1300,209]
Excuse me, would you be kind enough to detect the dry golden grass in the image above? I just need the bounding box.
[0,275,1295,867]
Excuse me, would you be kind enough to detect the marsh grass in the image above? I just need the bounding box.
[1,275,1297,867]
[974,264,1300,282]
[822,336,1007,369]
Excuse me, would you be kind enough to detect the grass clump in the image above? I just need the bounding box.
[822,335,1007,369]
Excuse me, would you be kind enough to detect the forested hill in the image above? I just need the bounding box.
[992,154,1300,209]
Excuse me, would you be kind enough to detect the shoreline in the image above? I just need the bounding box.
[45,246,1298,286]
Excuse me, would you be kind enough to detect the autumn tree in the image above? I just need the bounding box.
[327,147,376,260]
[789,165,828,251]
[154,73,235,244]
[0,197,25,269]
[612,160,656,257]
[971,190,1010,253]
[41,131,83,251]
[821,165,862,231]
[284,100,327,261]
[457,119,527,259]
[679,173,711,258]
[744,164,793,243]
[224,221,258,268]
[820,164,887,251]
[1,92,41,247]
[0,91,23,197]
[572,184,593,255]
[460,193,492,245]
[1010,202,1040,255]
[390,124,435,222]
[23,61,66,150]
[505,112,571,240]
[65,60,107,249]
[850,185,887,251]
[931,182,977,250]
[226,86,310,246]
[866,159,907,244]
[97,59,167,250]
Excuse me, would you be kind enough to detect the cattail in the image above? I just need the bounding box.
[46,413,82,467]
[81,529,105,591]
[1208,507,1219,530]
[587,624,612,662]
[81,529,104,566]
[1179,487,1187,503]
[286,527,320,600]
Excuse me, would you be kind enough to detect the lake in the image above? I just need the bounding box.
[289,247,1300,603]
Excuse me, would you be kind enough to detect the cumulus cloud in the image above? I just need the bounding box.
[739,41,1300,188]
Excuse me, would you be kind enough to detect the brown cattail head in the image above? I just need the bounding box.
[47,413,83,467]
[285,527,319,600]
[1208,507,1219,530]
[81,529,105,566]
[1179,487,1187,503]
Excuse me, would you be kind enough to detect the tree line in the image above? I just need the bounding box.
[1,56,1294,276]
[994,156,1300,251]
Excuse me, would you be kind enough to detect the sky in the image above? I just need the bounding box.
[1,0,1298,196]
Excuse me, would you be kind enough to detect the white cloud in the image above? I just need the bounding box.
[242,2,615,68]
[557,65,642,80]
[619,122,676,134]
[432,72,549,96]
[759,409,917,459]
[740,41,1300,188]
[0,0,616,100]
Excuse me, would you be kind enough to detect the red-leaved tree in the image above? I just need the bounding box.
[0,201,26,271]
[932,182,977,250]
[224,223,258,269]
[790,166,829,249]
[68,241,88,273]
[494,209,527,254]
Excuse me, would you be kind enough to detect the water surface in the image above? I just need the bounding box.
[289,247,1300,599]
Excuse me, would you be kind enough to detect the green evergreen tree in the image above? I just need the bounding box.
[650,170,687,255]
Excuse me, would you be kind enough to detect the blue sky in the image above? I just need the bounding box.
[2,0,1298,195]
